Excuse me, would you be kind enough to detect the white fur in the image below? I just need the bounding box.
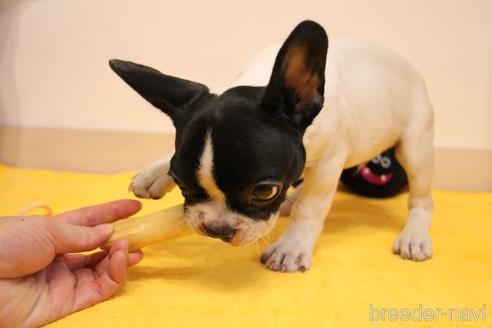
[197,133,226,202]
[129,155,175,199]
[132,40,434,270]
[241,40,434,271]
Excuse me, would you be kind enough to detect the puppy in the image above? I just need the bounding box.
[110,20,434,272]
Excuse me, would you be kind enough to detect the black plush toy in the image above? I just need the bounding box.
[340,147,408,198]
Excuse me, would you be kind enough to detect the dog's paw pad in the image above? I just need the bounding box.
[260,240,312,272]
[393,233,432,261]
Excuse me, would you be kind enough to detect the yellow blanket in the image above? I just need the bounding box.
[0,164,490,327]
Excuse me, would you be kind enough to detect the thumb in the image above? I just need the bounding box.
[48,221,114,254]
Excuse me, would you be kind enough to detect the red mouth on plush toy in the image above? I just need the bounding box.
[358,164,394,186]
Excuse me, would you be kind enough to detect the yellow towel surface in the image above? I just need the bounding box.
[0,164,490,327]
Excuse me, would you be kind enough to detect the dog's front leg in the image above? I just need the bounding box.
[130,155,176,199]
[261,155,345,272]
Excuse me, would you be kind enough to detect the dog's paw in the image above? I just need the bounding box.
[260,237,313,272]
[392,230,432,261]
[130,172,173,199]
[130,162,174,199]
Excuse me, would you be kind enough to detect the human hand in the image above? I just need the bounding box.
[0,199,144,328]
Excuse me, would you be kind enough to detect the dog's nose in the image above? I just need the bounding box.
[202,224,236,242]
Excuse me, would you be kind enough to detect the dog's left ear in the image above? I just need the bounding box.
[261,20,328,131]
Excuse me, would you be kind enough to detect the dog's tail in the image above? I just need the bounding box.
[340,147,408,198]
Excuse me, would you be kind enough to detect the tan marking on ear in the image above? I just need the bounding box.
[284,46,320,107]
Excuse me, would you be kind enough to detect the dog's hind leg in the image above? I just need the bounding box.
[129,155,176,199]
[393,97,434,261]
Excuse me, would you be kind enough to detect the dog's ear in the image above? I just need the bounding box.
[109,59,209,124]
[261,20,328,131]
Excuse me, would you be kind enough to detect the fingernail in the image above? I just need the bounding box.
[95,223,113,235]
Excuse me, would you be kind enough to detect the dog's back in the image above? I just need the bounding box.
[224,40,433,169]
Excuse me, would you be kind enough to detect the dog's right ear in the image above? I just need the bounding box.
[261,20,328,132]
[109,59,209,124]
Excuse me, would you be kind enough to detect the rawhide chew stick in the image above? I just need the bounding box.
[102,203,192,252]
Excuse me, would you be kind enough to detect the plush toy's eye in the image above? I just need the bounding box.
[250,181,282,204]
[380,156,392,169]
[371,155,382,164]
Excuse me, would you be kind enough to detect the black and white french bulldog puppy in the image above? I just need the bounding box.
[110,20,434,272]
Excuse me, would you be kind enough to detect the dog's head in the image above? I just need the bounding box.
[110,21,328,245]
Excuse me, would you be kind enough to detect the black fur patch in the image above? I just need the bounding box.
[171,86,306,220]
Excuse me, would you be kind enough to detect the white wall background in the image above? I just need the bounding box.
[1,0,491,149]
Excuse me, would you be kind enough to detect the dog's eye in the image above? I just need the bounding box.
[253,185,278,200]
[250,181,282,203]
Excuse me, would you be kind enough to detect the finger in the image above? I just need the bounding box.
[72,241,129,312]
[106,250,128,286]
[96,239,128,277]
[128,250,144,266]
[63,251,108,271]
[74,268,96,288]
[63,248,142,270]
[72,252,138,288]
[49,220,113,254]
[45,257,77,312]
[55,199,141,226]
[95,240,129,297]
